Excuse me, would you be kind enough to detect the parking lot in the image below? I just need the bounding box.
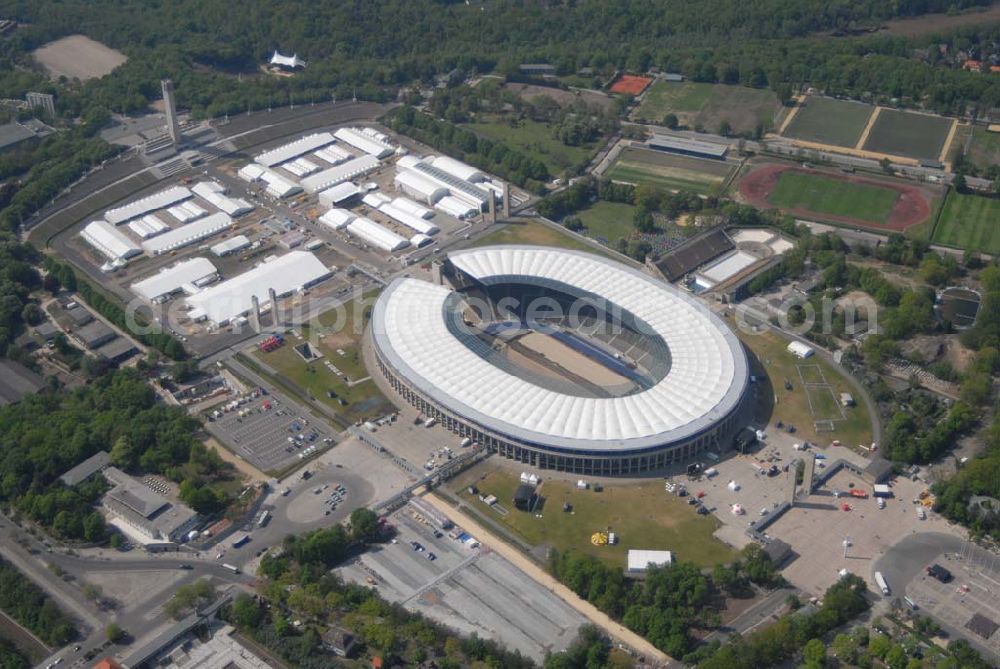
[338,504,585,662]
[204,386,332,473]
[361,402,471,474]
[904,551,1000,661]
[766,468,958,597]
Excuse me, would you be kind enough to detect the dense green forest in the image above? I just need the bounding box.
[0,557,75,646]
[0,1,998,118]
[0,641,26,669]
[0,370,232,541]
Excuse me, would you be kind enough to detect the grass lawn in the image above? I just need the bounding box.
[635,80,714,121]
[967,125,1000,167]
[249,293,394,423]
[735,328,872,449]
[455,468,738,568]
[767,172,898,223]
[862,109,954,161]
[469,219,619,259]
[932,189,1000,255]
[575,201,637,245]
[464,117,597,174]
[782,96,874,148]
[607,160,729,195]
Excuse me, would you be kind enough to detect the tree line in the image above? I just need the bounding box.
[0,557,75,646]
[549,543,781,660]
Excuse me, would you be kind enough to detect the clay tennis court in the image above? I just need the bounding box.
[739,164,931,231]
[610,74,653,96]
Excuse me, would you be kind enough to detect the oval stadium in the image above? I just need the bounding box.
[370,246,750,475]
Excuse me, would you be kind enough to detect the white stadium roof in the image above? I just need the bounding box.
[185,251,331,325]
[371,246,747,453]
[255,133,333,168]
[104,186,192,225]
[131,257,218,302]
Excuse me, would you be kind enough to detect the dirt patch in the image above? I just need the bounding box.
[504,83,615,112]
[879,5,1000,37]
[738,163,931,231]
[32,35,127,81]
[204,436,266,483]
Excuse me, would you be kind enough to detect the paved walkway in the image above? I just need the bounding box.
[422,494,674,667]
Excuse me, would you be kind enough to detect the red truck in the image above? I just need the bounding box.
[849,488,868,499]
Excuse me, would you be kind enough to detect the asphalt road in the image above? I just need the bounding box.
[873,532,966,598]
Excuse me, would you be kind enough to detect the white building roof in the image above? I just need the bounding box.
[410,233,433,247]
[371,246,748,452]
[313,145,351,165]
[210,235,251,256]
[430,155,486,183]
[238,165,301,198]
[787,341,814,358]
[697,250,759,287]
[270,50,306,68]
[434,195,478,219]
[104,186,192,225]
[379,202,439,235]
[319,208,355,230]
[346,217,409,252]
[141,212,233,256]
[185,251,331,325]
[627,550,674,572]
[255,133,333,167]
[334,127,394,159]
[81,220,141,262]
[394,169,448,203]
[166,200,207,223]
[127,214,169,239]
[191,181,254,217]
[391,197,433,219]
[300,154,380,193]
[131,257,218,302]
[318,182,361,207]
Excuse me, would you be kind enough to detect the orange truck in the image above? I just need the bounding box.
[849,488,868,499]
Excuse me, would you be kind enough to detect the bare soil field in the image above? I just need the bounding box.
[880,5,1000,37]
[503,82,615,112]
[32,35,127,81]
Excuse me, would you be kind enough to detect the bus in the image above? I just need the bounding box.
[232,534,251,548]
[222,563,240,574]
[874,571,890,596]
[258,511,271,528]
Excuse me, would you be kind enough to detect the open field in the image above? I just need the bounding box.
[502,82,615,112]
[575,201,637,246]
[635,80,714,121]
[932,189,1000,256]
[740,163,932,231]
[781,97,874,148]
[250,294,393,422]
[32,35,127,81]
[735,328,872,448]
[607,146,734,194]
[465,117,596,174]
[965,125,1000,168]
[635,82,780,135]
[768,171,899,223]
[469,219,618,259]
[452,468,738,568]
[880,3,1000,36]
[862,109,954,161]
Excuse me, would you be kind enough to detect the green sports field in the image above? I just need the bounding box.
[768,172,899,223]
[606,147,733,195]
[782,96,874,148]
[862,109,954,161]
[575,201,637,245]
[932,189,1000,255]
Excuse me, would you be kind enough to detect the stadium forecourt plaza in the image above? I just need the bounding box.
[370,246,750,475]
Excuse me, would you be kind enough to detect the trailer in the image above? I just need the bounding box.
[874,571,890,596]
[257,510,271,527]
[232,534,251,548]
[873,484,892,498]
[222,563,240,574]
[849,489,868,499]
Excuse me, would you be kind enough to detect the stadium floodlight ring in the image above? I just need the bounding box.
[371,246,748,464]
